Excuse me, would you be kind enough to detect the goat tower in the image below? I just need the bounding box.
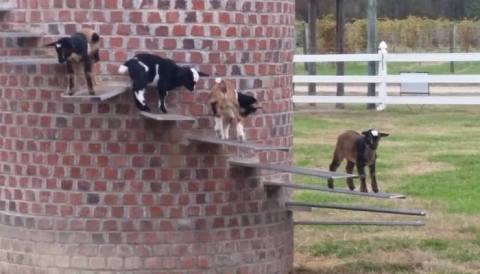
[0,0,295,273]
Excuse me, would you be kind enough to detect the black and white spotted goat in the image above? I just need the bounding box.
[45,28,100,95]
[328,129,389,193]
[118,53,208,113]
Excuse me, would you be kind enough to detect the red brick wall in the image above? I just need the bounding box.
[0,0,295,273]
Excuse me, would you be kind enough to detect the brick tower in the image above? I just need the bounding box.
[0,0,295,273]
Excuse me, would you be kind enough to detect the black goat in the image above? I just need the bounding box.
[45,28,100,95]
[118,53,208,113]
[328,129,389,193]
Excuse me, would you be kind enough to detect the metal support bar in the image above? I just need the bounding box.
[139,111,195,121]
[264,181,405,199]
[295,220,425,226]
[189,135,290,152]
[286,201,426,216]
[228,158,356,180]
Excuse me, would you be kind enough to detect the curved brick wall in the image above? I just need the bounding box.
[0,0,295,273]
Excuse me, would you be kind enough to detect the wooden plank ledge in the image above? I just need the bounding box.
[294,220,425,226]
[61,85,127,102]
[264,181,405,199]
[228,158,356,180]
[286,201,426,216]
[139,111,195,122]
[0,56,57,65]
[0,31,42,38]
[188,135,290,152]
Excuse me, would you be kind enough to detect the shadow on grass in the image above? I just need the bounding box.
[294,261,419,274]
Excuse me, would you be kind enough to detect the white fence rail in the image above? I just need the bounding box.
[293,42,480,109]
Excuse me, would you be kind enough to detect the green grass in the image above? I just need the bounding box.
[295,61,480,75]
[293,105,480,273]
[398,154,480,214]
[306,237,480,264]
[308,238,415,258]
[293,105,480,214]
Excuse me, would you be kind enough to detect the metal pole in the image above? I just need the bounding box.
[295,220,425,226]
[286,201,426,216]
[367,0,377,109]
[264,181,406,199]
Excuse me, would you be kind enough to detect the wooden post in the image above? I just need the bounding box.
[367,0,377,109]
[307,0,317,95]
[303,22,308,71]
[335,0,345,109]
[376,41,388,111]
[450,23,456,73]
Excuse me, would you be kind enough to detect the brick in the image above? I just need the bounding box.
[71,256,88,268]
[55,255,70,267]
[89,257,106,269]
[125,257,142,269]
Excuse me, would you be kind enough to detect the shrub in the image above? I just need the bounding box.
[311,16,480,53]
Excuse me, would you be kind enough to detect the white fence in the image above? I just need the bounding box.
[293,42,480,110]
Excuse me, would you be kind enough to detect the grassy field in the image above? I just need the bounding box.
[295,62,480,75]
[292,105,480,273]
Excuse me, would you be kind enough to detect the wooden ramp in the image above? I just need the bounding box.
[61,85,127,102]
[139,111,195,122]
[295,220,425,226]
[189,135,290,152]
[229,158,356,180]
[264,181,405,199]
[286,201,426,216]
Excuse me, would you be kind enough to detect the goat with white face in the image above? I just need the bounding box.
[327,129,389,193]
[118,53,208,113]
[45,28,100,95]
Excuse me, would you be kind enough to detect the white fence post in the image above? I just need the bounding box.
[376,41,388,111]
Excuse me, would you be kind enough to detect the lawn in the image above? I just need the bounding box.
[292,105,480,273]
[294,61,480,75]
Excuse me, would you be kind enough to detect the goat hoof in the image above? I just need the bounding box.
[160,106,167,114]
[88,90,95,95]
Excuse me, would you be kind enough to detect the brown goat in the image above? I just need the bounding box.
[209,78,245,140]
[328,129,389,193]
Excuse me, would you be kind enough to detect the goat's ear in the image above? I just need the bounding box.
[361,130,370,136]
[380,132,390,137]
[198,71,209,77]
